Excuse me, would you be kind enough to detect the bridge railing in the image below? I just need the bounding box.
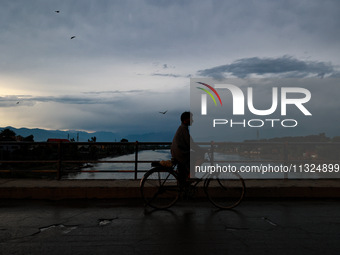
[0,141,339,180]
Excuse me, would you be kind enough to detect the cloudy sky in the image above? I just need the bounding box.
[1,0,339,140]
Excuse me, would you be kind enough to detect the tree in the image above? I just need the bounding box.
[23,135,34,142]
[88,136,97,142]
[0,128,16,141]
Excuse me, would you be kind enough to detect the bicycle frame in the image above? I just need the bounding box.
[140,151,245,210]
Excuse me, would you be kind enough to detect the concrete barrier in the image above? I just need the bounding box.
[0,179,339,200]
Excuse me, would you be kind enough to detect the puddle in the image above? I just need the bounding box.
[36,224,78,235]
[98,217,118,226]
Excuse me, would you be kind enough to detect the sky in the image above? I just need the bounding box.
[1,0,340,140]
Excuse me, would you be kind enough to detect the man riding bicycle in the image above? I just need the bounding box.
[171,111,205,182]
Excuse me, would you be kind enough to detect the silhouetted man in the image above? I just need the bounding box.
[171,111,204,181]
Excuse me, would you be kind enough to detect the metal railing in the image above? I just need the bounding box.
[0,141,339,179]
[0,141,171,180]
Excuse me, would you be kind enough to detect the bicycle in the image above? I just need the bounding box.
[140,154,245,210]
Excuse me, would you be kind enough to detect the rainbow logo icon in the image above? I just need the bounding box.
[196,82,223,106]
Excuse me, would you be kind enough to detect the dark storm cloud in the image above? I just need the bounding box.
[197,56,336,79]
[330,72,340,78]
[0,89,160,107]
[2,0,340,74]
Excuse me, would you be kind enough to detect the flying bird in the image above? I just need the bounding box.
[16,102,19,104]
[159,110,168,114]
[55,10,60,13]
[70,36,76,39]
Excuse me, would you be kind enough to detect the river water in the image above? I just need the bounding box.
[67,149,172,180]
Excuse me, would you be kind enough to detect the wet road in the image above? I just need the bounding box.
[0,199,339,255]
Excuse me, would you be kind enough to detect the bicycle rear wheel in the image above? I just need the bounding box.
[140,167,180,209]
[204,173,245,209]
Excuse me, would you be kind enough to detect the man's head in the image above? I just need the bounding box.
[181,111,193,126]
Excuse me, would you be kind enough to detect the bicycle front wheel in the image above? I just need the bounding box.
[204,173,245,209]
[140,167,180,209]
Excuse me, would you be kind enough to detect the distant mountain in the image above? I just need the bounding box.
[0,126,172,142]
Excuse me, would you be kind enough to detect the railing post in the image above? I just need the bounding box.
[283,142,288,180]
[210,141,214,165]
[134,141,139,180]
[57,141,62,180]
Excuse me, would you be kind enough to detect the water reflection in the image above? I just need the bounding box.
[67,149,171,179]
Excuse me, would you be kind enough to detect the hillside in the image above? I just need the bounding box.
[0,126,173,142]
